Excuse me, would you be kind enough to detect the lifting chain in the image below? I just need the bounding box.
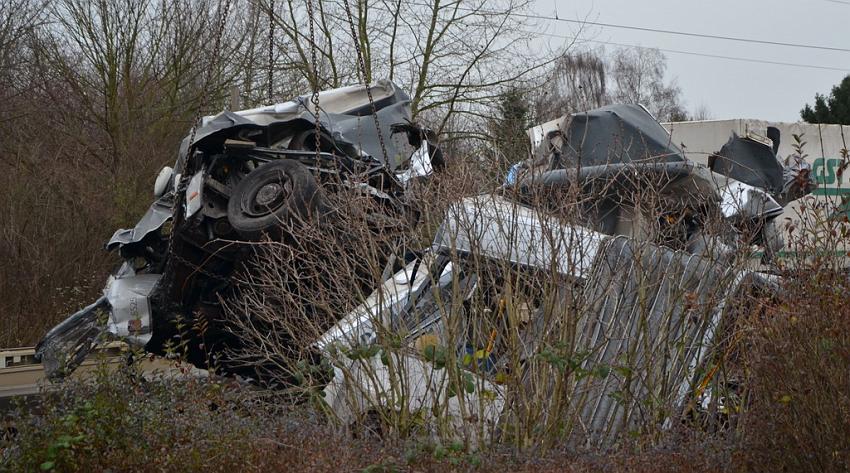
[164,0,233,282]
[305,0,322,158]
[340,0,389,164]
[172,252,233,283]
[267,0,275,103]
[184,0,233,167]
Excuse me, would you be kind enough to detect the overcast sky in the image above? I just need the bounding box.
[531,0,850,122]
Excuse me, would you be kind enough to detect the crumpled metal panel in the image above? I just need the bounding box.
[323,352,504,444]
[316,257,432,351]
[321,196,768,447]
[430,208,749,446]
[711,134,784,197]
[106,196,173,250]
[433,194,608,279]
[555,104,687,167]
[36,296,108,380]
[105,273,161,346]
[184,80,414,170]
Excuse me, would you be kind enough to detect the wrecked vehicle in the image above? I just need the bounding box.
[317,104,815,446]
[37,80,442,378]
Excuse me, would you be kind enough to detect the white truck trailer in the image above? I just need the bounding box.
[665,119,850,261]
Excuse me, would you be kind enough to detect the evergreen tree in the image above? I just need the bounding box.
[801,75,850,124]
[489,87,531,174]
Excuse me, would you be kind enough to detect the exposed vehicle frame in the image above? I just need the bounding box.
[37,80,442,379]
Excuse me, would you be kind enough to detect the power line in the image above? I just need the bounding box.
[823,0,850,5]
[537,30,850,73]
[402,1,848,72]
[405,1,849,72]
[513,12,850,54]
[405,1,850,53]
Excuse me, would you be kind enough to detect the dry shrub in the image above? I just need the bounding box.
[0,106,183,347]
[223,154,753,454]
[2,361,284,472]
[737,265,850,472]
[727,190,850,472]
[0,0,250,347]
[221,160,488,385]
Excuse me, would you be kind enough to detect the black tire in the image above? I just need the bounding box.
[227,160,325,240]
[288,128,334,152]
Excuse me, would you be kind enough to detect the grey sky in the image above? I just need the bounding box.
[531,0,850,122]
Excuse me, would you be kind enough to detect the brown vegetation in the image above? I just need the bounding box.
[737,265,850,472]
[1,357,733,472]
[1,1,846,471]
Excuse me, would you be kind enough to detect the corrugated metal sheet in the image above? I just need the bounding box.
[565,236,740,447]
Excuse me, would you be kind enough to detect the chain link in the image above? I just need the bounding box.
[305,0,322,158]
[172,252,232,283]
[164,0,232,276]
[184,0,232,168]
[267,0,275,104]
[340,0,389,163]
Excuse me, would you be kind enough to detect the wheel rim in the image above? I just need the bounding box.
[256,183,284,206]
[242,174,292,217]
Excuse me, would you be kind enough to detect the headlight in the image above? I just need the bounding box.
[154,166,174,197]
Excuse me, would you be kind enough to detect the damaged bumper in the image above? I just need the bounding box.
[37,265,160,378]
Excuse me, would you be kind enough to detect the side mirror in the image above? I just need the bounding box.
[766,126,780,156]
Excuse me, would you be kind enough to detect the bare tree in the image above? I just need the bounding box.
[26,0,268,170]
[690,103,713,121]
[533,50,607,122]
[0,0,272,346]
[262,0,557,136]
[609,47,686,122]
[0,0,47,106]
[532,47,688,123]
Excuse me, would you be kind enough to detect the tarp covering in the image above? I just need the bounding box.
[710,134,784,198]
[558,104,687,167]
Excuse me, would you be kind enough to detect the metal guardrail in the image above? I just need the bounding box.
[0,343,127,399]
[0,343,197,400]
[0,347,39,370]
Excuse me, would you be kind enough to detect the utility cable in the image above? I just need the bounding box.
[403,1,850,53]
[535,30,850,72]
